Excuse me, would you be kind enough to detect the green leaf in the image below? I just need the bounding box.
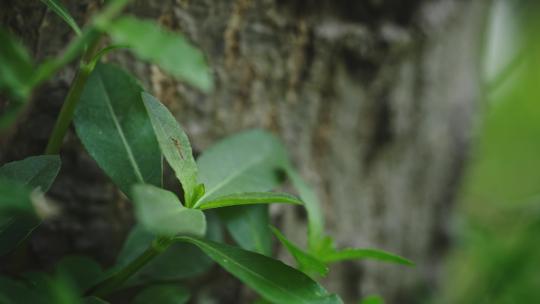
[133,285,190,304]
[285,168,325,253]
[0,28,33,101]
[141,92,199,206]
[197,192,302,210]
[116,212,222,285]
[40,0,82,36]
[270,226,328,277]
[105,16,212,92]
[0,155,61,192]
[322,248,414,266]
[219,205,271,255]
[132,184,206,237]
[175,236,343,304]
[83,297,109,304]
[197,129,288,203]
[55,256,104,292]
[74,63,162,196]
[359,295,384,304]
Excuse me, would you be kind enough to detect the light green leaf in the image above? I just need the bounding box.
[133,285,190,304]
[197,129,288,203]
[219,205,271,255]
[141,92,199,206]
[0,155,61,192]
[197,192,302,210]
[132,184,206,237]
[176,236,343,304]
[285,168,325,254]
[359,295,384,304]
[270,226,328,277]
[74,63,162,196]
[40,0,82,36]
[105,16,212,92]
[322,248,414,266]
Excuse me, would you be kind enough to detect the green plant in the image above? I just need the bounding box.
[0,1,412,303]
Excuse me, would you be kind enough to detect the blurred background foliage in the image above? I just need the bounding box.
[438,1,540,303]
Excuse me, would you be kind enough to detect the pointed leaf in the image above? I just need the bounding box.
[285,168,325,253]
[40,0,82,36]
[0,28,33,102]
[0,155,61,192]
[132,184,206,237]
[133,285,190,304]
[141,92,199,206]
[197,192,302,210]
[322,248,414,266]
[175,236,343,304]
[270,226,328,276]
[105,16,212,92]
[74,63,162,196]
[197,129,288,203]
[219,205,271,255]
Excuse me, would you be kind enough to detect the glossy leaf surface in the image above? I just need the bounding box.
[197,192,302,210]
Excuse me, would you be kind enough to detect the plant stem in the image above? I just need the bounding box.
[44,36,101,155]
[86,236,173,298]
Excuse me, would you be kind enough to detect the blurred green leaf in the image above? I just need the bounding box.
[132,184,206,237]
[322,247,413,266]
[0,28,33,101]
[0,155,60,256]
[359,295,384,304]
[74,63,162,196]
[0,155,61,192]
[285,168,325,253]
[0,273,82,304]
[40,0,82,36]
[105,16,213,92]
[141,92,199,206]
[197,192,302,210]
[83,297,109,304]
[219,205,271,255]
[55,256,104,292]
[270,226,328,277]
[133,284,190,304]
[176,236,343,304]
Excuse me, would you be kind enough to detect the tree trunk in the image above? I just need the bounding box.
[0,0,489,302]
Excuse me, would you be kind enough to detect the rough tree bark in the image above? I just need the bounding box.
[0,0,489,303]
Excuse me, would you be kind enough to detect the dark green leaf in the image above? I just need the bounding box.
[40,0,82,36]
[270,226,328,277]
[56,256,104,292]
[116,213,221,285]
[133,285,190,304]
[197,192,302,210]
[0,155,61,192]
[219,205,271,255]
[322,248,414,266]
[105,16,212,92]
[176,236,342,304]
[132,184,206,237]
[74,63,162,196]
[141,92,199,206]
[0,215,39,256]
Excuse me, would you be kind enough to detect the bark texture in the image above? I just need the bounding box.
[0,0,489,303]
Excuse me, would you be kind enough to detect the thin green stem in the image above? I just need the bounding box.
[44,36,102,154]
[86,236,173,298]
